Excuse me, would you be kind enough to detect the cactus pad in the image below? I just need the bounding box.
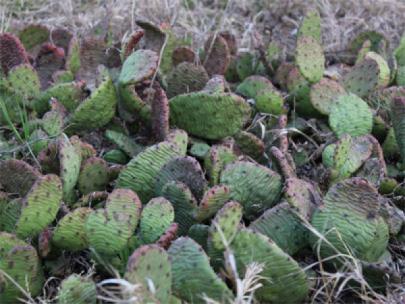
[220,161,282,219]
[297,10,321,43]
[204,144,237,186]
[125,245,172,303]
[117,141,183,202]
[309,78,346,115]
[170,91,251,140]
[19,24,50,52]
[77,157,109,195]
[295,35,325,83]
[235,75,274,99]
[0,33,29,75]
[203,34,231,76]
[172,46,196,66]
[52,207,92,251]
[3,64,41,103]
[57,274,97,304]
[168,237,233,303]
[391,97,405,164]
[310,178,389,262]
[165,129,188,155]
[230,228,309,303]
[105,129,144,158]
[329,94,373,138]
[0,159,40,196]
[140,197,174,244]
[194,185,230,221]
[233,130,265,160]
[34,43,65,89]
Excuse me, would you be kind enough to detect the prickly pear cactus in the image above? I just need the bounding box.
[203,34,231,76]
[310,178,389,262]
[105,129,144,158]
[151,86,170,142]
[329,94,373,138]
[52,207,92,251]
[391,97,405,164]
[57,274,97,304]
[161,181,197,235]
[230,228,309,303]
[297,10,321,43]
[16,174,62,238]
[204,144,237,186]
[235,75,274,99]
[155,156,207,200]
[165,129,188,155]
[250,202,308,255]
[139,197,174,244]
[309,78,346,115]
[0,33,29,75]
[116,141,184,202]
[220,161,282,219]
[295,35,325,83]
[194,185,230,221]
[3,64,41,103]
[169,91,251,140]
[125,245,172,303]
[0,232,44,304]
[233,130,265,160]
[0,159,40,196]
[168,237,233,303]
[18,24,50,51]
[77,157,109,195]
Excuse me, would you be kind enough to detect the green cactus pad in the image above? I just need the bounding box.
[59,135,82,203]
[349,31,387,54]
[189,141,210,159]
[52,207,92,251]
[0,159,40,196]
[203,34,231,76]
[250,202,308,255]
[103,149,129,164]
[204,144,237,186]
[169,91,251,140]
[0,233,43,303]
[230,228,309,303]
[3,64,40,104]
[391,97,405,164]
[329,94,373,138]
[155,156,207,200]
[233,130,265,160]
[57,274,97,304]
[309,78,346,115]
[69,76,117,131]
[166,62,209,98]
[235,75,274,99]
[105,129,144,157]
[77,157,109,195]
[209,201,242,250]
[255,87,285,114]
[66,37,81,75]
[0,33,29,75]
[161,181,198,235]
[235,52,261,80]
[188,224,209,250]
[297,10,321,43]
[19,24,49,51]
[310,178,389,262]
[194,185,230,222]
[165,129,189,155]
[168,237,233,303]
[295,35,325,83]
[343,52,390,97]
[117,141,183,202]
[140,197,174,244]
[125,245,172,303]
[15,174,62,238]
[220,161,282,219]
[118,49,159,86]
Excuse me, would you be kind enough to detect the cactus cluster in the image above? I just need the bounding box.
[0,11,404,304]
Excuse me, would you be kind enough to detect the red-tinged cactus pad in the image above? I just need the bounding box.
[208,201,242,250]
[0,233,43,303]
[125,245,172,303]
[170,92,251,140]
[151,86,169,141]
[310,178,389,262]
[52,207,92,251]
[118,49,159,86]
[49,28,73,53]
[165,129,189,155]
[329,94,373,138]
[343,52,390,98]
[250,202,308,255]
[168,237,233,303]
[0,33,29,75]
[297,10,321,43]
[194,185,230,221]
[69,76,117,131]
[295,35,325,83]
[77,157,109,195]
[155,156,207,200]
[204,144,238,186]
[310,78,346,115]
[122,30,144,60]
[139,197,174,244]
[220,161,282,219]
[157,222,178,249]
[203,34,231,76]
[230,229,309,303]
[166,62,209,98]
[0,159,40,196]
[116,141,184,203]
[16,174,62,238]
[59,135,82,203]
[391,97,405,164]
[34,43,65,89]
[161,181,198,235]
[57,274,96,304]
[172,46,196,66]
